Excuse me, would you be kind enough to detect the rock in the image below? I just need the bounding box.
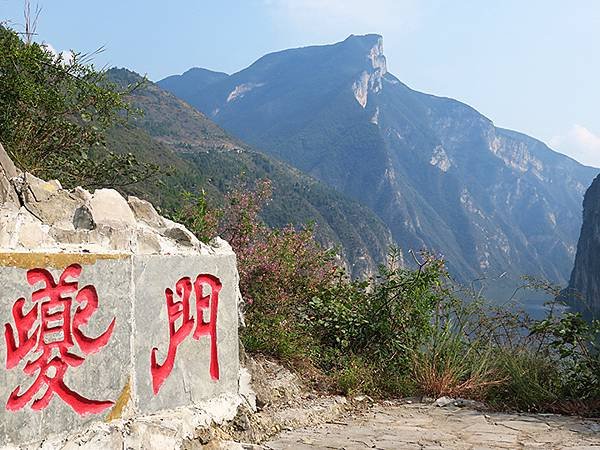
[0,208,19,247]
[73,205,96,230]
[128,195,165,229]
[25,189,83,228]
[232,411,251,431]
[136,229,163,254]
[563,174,600,319]
[238,367,257,413]
[434,396,455,407]
[97,225,134,251]
[0,141,217,257]
[16,212,53,249]
[88,188,137,228]
[211,236,233,252]
[72,185,93,203]
[50,227,93,246]
[0,142,20,205]
[244,357,303,409]
[164,225,200,247]
[22,172,62,202]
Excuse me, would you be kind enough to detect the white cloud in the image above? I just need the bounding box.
[264,0,420,37]
[41,42,74,65]
[549,125,600,168]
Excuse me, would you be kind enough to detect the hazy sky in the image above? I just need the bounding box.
[2,0,599,167]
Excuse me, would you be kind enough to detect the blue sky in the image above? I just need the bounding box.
[2,0,599,167]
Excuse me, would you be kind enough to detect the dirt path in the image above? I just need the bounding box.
[261,402,600,450]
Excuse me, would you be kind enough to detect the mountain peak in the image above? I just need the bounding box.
[340,35,387,107]
[157,67,229,100]
[343,33,383,43]
[342,34,386,73]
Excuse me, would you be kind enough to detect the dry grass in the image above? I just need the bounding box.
[411,326,506,399]
[412,354,505,399]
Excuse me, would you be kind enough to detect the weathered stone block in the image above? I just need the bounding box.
[132,253,240,414]
[0,253,132,448]
[0,143,20,206]
[0,144,242,448]
[88,189,136,228]
[128,196,165,229]
[0,249,241,448]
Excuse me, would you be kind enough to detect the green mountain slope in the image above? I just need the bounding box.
[106,68,393,276]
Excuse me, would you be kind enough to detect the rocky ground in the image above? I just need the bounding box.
[208,358,600,450]
[257,401,600,450]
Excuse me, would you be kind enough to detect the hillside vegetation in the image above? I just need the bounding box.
[105,68,393,276]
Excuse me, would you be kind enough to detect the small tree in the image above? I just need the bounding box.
[0,25,158,188]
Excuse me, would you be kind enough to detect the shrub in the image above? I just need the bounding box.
[0,25,158,188]
[307,249,450,387]
[176,181,600,414]
[173,179,339,362]
[411,324,503,400]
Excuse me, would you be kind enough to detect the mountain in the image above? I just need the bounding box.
[106,68,393,277]
[156,67,229,102]
[563,174,600,320]
[158,34,598,295]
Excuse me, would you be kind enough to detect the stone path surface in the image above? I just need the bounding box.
[261,402,600,450]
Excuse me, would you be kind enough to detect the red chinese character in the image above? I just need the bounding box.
[3,264,116,415]
[150,274,221,394]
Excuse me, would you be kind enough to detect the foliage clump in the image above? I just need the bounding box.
[0,25,157,188]
[177,181,600,415]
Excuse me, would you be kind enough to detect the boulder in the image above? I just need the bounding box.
[88,188,137,228]
[25,189,83,228]
[22,172,62,203]
[73,205,96,230]
[128,195,165,229]
[15,208,55,249]
[0,142,19,205]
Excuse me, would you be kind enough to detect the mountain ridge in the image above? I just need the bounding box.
[107,68,394,277]
[158,34,598,297]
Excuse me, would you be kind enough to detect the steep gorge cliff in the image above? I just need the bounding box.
[564,175,600,319]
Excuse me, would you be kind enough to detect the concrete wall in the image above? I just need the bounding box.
[0,250,240,448]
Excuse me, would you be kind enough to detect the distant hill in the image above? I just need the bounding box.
[157,67,229,102]
[106,68,393,277]
[159,34,598,294]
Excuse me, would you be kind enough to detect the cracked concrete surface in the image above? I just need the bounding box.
[262,402,600,450]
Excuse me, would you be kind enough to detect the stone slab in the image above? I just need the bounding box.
[0,254,132,447]
[132,253,240,414]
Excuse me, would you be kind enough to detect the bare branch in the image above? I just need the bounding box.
[23,0,42,45]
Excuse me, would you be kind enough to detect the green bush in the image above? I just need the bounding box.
[0,25,158,188]
[177,180,600,414]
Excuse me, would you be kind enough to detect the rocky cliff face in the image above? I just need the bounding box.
[159,35,598,300]
[564,175,600,319]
